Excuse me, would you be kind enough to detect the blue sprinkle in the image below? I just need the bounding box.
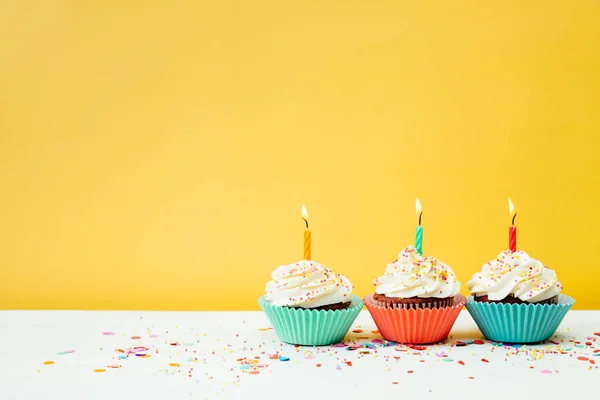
[442,358,454,362]
[278,356,290,362]
[239,364,251,370]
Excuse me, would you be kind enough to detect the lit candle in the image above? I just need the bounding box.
[415,198,423,255]
[302,205,311,260]
[508,198,517,252]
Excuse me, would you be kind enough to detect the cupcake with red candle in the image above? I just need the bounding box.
[364,246,466,344]
[465,199,575,344]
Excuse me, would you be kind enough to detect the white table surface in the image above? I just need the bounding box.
[0,310,598,400]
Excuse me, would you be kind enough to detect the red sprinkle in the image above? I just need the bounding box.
[594,332,600,336]
[590,360,596,365]
[549,340,560,345]
[578,357,590,361]
[352,329,363,333]
[481,358,489,363]
[392,381,399,385]
[468,376,475,380]
[407,370,414,374]
[458,361,465,365]
[473,340,484,345]
[345,361,353,367]
[316,364,322,367]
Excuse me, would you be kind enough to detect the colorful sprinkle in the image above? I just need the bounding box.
[43,361,55,365]
[278,356,290,362]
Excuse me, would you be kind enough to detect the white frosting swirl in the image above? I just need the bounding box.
[467,250,562,302]
[265,260,353,308]
[373,246,460,298]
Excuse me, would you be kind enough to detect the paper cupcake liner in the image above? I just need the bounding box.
[465,294,575,344]
[364,294,466,344]
[258,295,364,346]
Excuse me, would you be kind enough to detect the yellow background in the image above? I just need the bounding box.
[1,1,599,310]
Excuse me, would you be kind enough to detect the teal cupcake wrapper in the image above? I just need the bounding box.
[465,294,574,344]
[258,295,364,346]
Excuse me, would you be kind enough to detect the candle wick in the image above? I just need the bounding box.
[303,218,309,229]
[511,213,517,225]
[418,212,422,226]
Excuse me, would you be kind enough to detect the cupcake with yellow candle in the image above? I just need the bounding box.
[364,246,466,344]
[258,260,363,345]
[258,205,362,346]
[465,250,574,343]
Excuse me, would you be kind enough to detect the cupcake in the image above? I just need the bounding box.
[364,246,466,344]
[465,250,574,344]
[258,260,363,346]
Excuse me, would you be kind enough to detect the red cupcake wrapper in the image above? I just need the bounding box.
[364,293,466,344]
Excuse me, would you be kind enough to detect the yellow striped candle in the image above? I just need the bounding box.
[302,205,311,260]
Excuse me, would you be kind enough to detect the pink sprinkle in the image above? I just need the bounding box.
[540,370,553,374]
[102,332,115,336]
[331,343,347,348]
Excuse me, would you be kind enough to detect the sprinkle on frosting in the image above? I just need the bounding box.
[467,250,562,302]
[373,246,460,299]
[265,260,353,307]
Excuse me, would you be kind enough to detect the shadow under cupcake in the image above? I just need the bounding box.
[465,250,574,344]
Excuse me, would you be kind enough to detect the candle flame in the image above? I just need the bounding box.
[508,198,515,216]
[301,204,309,229]
[415,198,422,216]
